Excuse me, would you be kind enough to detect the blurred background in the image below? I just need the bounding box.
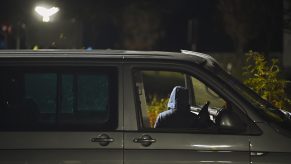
[0,0,290,80]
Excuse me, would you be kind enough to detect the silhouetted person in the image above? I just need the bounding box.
[154,86,198,129]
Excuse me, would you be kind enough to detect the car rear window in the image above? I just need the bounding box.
[0,66,118,131]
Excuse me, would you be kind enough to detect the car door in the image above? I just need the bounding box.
[123,63,259,164]
[246,107,291,164]
[249,121,291,164]
[0,63,123,164]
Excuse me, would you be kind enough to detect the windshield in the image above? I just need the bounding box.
[211,63,291,129]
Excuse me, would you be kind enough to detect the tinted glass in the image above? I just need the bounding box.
[60,74,110,126]
[0,67,118,131]
[77,74,108,112]
[61,74,74,113]
[25,73,57,114]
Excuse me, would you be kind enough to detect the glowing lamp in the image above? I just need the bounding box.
[35,6,59,22]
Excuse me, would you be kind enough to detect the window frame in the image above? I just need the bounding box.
[131,62,262,135]
[0,66,118,131]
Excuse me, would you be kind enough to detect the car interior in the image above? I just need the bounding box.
[134,70,247,131]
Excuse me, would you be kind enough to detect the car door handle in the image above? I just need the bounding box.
[91,134,114,146]
[133,134,156,147]
[251,152,266,156]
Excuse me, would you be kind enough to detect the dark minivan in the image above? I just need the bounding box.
[0,50,290,164]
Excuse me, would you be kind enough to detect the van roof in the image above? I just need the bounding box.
[0,49,217,66]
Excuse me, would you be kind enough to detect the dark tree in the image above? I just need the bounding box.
[218,0,281,55]
[119,2,164,50]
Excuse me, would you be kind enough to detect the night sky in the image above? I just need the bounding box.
[0,0,283,52]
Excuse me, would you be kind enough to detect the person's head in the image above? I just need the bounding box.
[167,86,189,111]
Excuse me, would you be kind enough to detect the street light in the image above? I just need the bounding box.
[35,6,59,22]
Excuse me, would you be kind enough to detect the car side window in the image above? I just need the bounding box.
[0,67,118,131]
[191,77,225,109]
[134,69,246,132]
[134,70,185,128]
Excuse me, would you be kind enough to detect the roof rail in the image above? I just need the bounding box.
[180,50,216,62]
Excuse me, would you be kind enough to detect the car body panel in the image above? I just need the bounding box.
[250,123,291,164]
[0,50,290,164]
[0,57,124,164]
[124,132,250,164]
[0,132,123,163]
[124,149,248,164]
[0,150,122,164]
[123,63,251,164]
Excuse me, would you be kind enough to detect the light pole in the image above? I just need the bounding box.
[34,5,59,23]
